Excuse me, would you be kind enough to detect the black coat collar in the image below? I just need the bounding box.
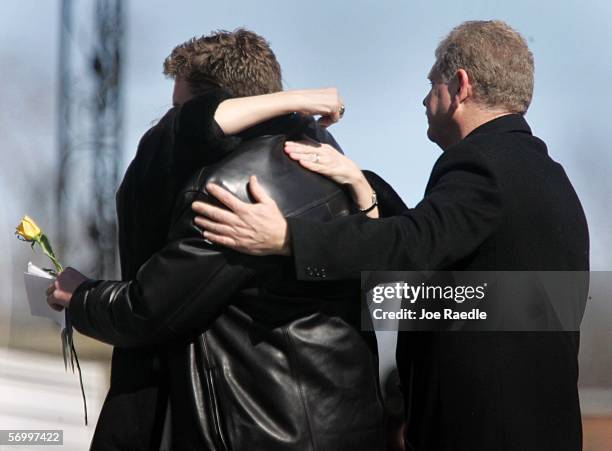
[460,113,549,156]
[237,113,312,141]
[466,113,532,139]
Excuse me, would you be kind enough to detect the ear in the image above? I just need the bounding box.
[454,69,472,105]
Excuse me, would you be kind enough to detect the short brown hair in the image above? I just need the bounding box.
[163,28,282,97]
[431,20,534,114]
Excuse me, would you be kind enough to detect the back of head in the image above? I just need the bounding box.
[432,20,534,114]
[163,28,282,97]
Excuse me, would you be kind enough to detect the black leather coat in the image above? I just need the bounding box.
[70,91,386,450]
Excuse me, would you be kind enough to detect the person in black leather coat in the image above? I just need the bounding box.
[47,29,388,450]
[190,22,589,451]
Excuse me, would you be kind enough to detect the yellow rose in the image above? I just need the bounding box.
[16,215,42,241]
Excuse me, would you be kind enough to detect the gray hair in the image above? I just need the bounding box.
[431,20,534,114]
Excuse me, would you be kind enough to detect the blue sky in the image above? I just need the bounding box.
[2,0,611,271]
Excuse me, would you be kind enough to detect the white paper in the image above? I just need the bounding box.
[24,262,65,328]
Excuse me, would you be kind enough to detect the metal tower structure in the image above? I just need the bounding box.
[90,0,124,278]
[56,0,72,265]
[57,0,124,279]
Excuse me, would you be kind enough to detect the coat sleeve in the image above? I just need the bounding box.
[68,189,266,347]
[172,88,240,169]
[287,147,503,280]
[136,88,238,189]
[362,170,408,218]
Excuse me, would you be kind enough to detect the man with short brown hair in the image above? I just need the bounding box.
[163,28,283,97]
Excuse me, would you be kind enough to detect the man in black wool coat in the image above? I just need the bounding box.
[193,20,589,451]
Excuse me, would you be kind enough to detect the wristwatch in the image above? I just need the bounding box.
[359,190,378,214]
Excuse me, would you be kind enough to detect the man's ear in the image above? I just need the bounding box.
[454,69,472,105]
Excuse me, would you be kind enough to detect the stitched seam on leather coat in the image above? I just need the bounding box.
[283,328,317,451]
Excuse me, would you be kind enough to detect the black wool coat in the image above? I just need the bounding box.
[287,114,589,451]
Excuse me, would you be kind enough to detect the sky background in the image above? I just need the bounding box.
[1,1,611,383]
